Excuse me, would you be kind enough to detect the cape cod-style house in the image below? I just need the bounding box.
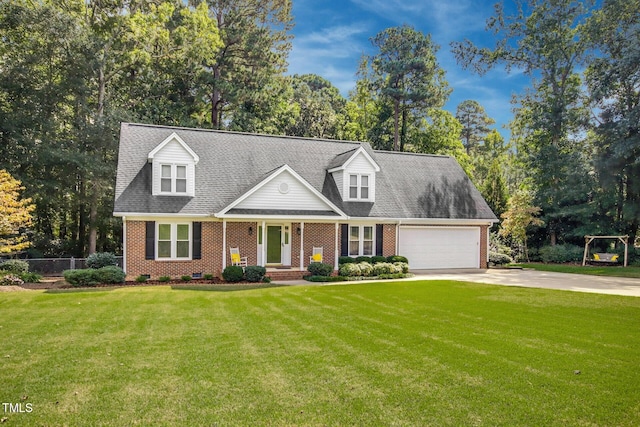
[114,123,497,279]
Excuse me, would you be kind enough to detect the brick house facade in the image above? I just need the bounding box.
[115,123,498,279]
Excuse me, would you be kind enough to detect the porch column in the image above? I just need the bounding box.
[261,221,266,267]
[299,222,305,271]
[334,222,339,271]
[222,219,227,271]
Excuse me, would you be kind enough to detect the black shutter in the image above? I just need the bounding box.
[340,224,349,256]
[192,222,202,260]
[376,224,383,256]
[145,221,155,260]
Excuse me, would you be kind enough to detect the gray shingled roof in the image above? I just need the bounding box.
[114,123,497,221]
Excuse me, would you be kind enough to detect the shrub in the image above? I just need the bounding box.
[245,266,267,282]
[355,256,372,263]
[0,260,29,274]
[307,262,333,277]
[222,266,244,283]
[85,252,117,269]
[394,262,410,273]
[378,273,408,280]
[135,275,148,283]
[387,255,408,263]
[489,252,513,265]
[203,273,214,280]
[539,244,583,264]
[339,263,361,277]
[371,256,387,264]
[19,272,41,283]
[373,262,396,276]
[339,256,355,265]
[180,275,192,282]
[357,262,374,277]
[305,275,346,282]
[0,274,24,286]
[158,276,171,282]
[63,269,99,287]
[93,266,126,284]
[262,276,272,283]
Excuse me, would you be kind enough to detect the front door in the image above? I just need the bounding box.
[266,225,282,264]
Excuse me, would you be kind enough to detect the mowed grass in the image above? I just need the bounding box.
[1,281,640,426]
[517,263,640,278]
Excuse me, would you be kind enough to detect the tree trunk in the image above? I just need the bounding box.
[393,98,400,151]
[87,66,106,255]
[399,106,408,152]
[211,65,222,129]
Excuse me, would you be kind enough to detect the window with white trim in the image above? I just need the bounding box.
[157,223,191,259]
[160,164,188,194]
[349,225,374,256]
[348,174,371,200]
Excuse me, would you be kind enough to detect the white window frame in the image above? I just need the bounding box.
[156,222,191,260]
[348,225,375,256]
[159,163,188,195]
[347,173,372,201]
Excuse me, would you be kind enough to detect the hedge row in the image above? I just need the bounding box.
[63,266,125,287]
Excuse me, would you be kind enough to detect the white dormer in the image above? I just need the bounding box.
[328,146,380,202]
[148,133,199,197]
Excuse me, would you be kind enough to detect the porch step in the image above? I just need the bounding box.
[266,269,307,281]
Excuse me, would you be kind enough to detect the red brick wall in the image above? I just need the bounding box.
[225,222,258,267]
[125,220,223,279]
[125,220,490,279]
[382,224,397,257]
[480,225,489,269]
[301,223,337,269]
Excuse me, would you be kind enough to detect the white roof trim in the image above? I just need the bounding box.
[216,164,347,218]
[147,132,200,164]
[327,146,380,173]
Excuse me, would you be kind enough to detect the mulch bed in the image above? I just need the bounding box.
[14,277,281,291]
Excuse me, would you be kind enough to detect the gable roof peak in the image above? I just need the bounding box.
[327,145,380,173]
[147,132,200,164]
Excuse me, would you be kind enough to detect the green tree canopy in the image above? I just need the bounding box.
[362,25,451,151]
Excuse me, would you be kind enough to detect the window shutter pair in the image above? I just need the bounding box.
[144,221,201,260]
[340,224,384,256]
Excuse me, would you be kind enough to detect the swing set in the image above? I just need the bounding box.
[582,235,629,267]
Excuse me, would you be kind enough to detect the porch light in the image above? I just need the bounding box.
[296,227,301,236]
[248,226,253,235]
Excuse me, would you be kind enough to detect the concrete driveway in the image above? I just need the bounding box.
[410,268,640,297]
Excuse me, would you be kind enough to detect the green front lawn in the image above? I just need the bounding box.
[516,262,640,278]
[1,282,640,426]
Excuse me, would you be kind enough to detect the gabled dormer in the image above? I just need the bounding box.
[328,146,380,202]
[148,132,199,197]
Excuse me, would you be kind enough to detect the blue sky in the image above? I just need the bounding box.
[287,0,531,139]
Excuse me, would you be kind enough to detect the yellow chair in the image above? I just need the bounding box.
[229,247,248,267]
[309,247,323,263]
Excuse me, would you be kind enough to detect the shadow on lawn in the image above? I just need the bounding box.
[170,283,287,292]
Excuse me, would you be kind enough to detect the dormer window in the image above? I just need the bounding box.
[349,174,370,200]
[161,164,187,194]
[328,146,380,203]
[148,132,199,197]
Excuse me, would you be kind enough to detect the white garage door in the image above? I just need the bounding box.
[398,227,481,269]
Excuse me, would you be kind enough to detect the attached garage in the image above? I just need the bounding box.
[398,226,481,269]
